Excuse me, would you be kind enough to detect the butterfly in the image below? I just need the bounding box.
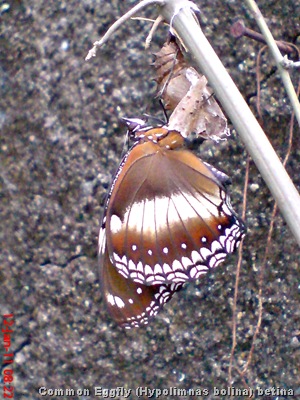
[98,118,245,328]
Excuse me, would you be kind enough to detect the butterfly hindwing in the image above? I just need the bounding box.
[99,224,183,328]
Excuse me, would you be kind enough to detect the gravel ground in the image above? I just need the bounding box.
[1,0,299,399]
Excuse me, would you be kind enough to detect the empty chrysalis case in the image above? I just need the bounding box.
[153,37,230,141]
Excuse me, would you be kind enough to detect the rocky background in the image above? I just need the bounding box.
[1,0,299,399]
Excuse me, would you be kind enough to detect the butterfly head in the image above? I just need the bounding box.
[121,116,185,149]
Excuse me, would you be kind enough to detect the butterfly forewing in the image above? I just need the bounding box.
[105,134,245,286]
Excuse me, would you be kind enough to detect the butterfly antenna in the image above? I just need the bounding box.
[159,98,169,123]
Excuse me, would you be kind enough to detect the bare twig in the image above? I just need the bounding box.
[228,155,249,386]
[145,14,165,48]
[230,19,295,55]
[245,0,300,128]
[85,0,165,60]
[255,45,268,124]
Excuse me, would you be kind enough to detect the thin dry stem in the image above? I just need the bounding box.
[85,0,165,60]
[228,155,249,387]
[231,64,299,385]
[145,14,165,48]
[255,45,268,125]
[245,0,300,128]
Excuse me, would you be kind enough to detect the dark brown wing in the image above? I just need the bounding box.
[105,142,245,285]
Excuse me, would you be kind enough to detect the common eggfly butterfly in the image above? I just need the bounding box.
[99,119,245,328]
